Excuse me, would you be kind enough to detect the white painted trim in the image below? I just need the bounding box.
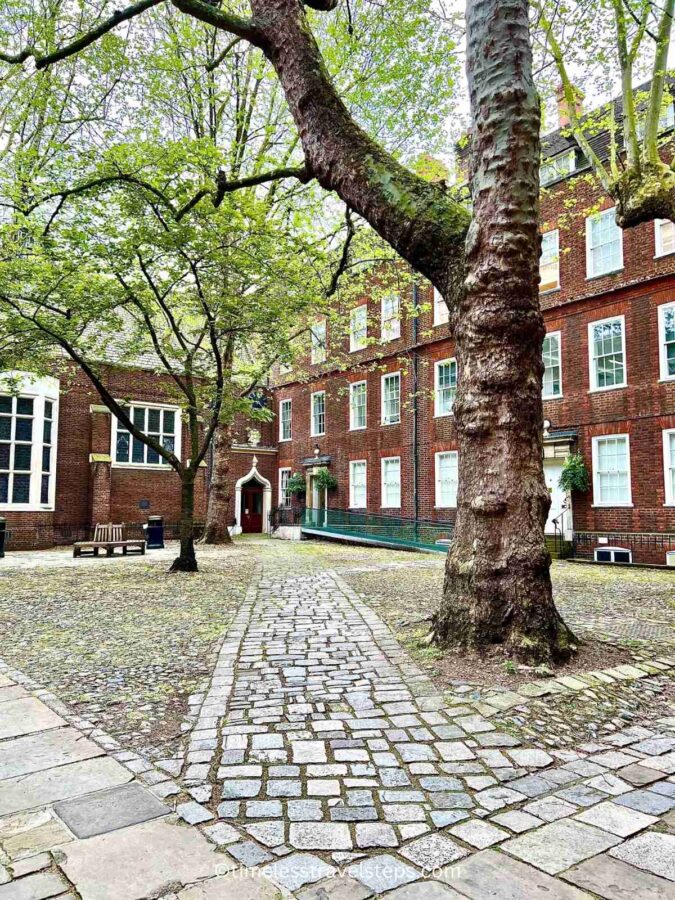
[585,207,623,279]
[663,429,675,506]
[591,433,632,508]
[380,293,401,342]
[110,401,182,468]
[587,314,627,392]
[658,302,675,382]
[434,450,458,508]
[235,458,272,533]
[380,371,401,426]
[349,459,367,509]
[278,398,292,442]
[278,467,292,508]
[434,358,456,418]
[594,546,632,563]
[542,330,563,399]
[380,455,401,509]
[310,390,326,437]
[349,304,368,352]
[655,219,675,258]
[349,380,367,431]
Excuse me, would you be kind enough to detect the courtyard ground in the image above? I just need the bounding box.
[1,537,674,898]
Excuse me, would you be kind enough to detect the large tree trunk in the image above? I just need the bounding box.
[202,422,233,544]
[170,472,198,572]
[432,0,575,664]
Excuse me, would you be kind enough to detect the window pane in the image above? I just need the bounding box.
[163,410,175,433]
[0,444,9,469]
[0,396,11,414]
[42,446,51,471]
[133,407,145,429]
[592,320,624,388]
[0,473,7,502]
[14,443,31,470]
[132,437,145,464]
[15,418,32,441]
[542,334,561,397]
[41,474,49,504]
[16,397,33,415]
[147,446,160,465]
[116,431,130,462]
[0,417,10,440]
[44,400,53,419]
[148,408,161,432]
[43,419,52,443]
[12,473,30,503]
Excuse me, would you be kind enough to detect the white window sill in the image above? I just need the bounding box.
[588,384,627,394]
[310,433,326,439]
[591,503,634,508]
[111,463,175,471]
[654,250,675,259]
[380,506,401,510]
[540,286,561,295]
[664,503,675,508]
[434,412,454,419]
[543,393,563,401]
[434,504,457,510]
[349,506,367,511]
[381,421,401,427]
[586,268,624,281]
[349,426,367,433]
[433,321,450,328]
[659,377,675,384]
[0,504,55,512]
[278,437,292,443]
[350,346,367,354]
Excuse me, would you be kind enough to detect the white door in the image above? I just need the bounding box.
[543,460,565,534]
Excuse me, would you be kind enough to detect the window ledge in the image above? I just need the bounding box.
[349,427,367,433]
[0,504,55,512]
[591,503,634,508]
[111,463,175,471]
[278,437,292,443]
[434,505,457,510]
[543,394,563,401]
[588,384,627,394]
[586,268,624,281]
[381,421,401,427]
[654,250,675,260]
[659,377,675,384]
[540,286,561,296]
[664,503,675,508]
[434,412,454,419]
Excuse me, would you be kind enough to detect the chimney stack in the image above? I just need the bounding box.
[556,83,584,129]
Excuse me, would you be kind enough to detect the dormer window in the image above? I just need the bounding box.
[540,150,576,187]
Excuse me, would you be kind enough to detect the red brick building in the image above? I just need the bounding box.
[3,93,675,563]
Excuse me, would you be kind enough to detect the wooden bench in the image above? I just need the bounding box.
[73,523,146,558]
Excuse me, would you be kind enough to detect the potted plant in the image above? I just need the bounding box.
[559,453,590,493]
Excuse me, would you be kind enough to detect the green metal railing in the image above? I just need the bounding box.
[300,507,454,552]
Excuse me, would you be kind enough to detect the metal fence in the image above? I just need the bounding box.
[4,521,205,550]
[299,507,454,552]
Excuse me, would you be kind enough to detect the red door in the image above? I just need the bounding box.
[241,485,264,533]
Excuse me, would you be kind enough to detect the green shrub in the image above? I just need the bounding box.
[559,453,590,493]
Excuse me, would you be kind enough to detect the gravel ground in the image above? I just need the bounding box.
[0,545,256,757]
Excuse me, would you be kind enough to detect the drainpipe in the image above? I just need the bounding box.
[411,283,420,525]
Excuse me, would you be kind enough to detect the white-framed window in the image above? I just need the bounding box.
[435,451,458,508]
[659,302,675,381]
[113,403,180,467]
[279,467,292,507]
[0,373,59,511]
[655,220,675,258]
[638,101,675,139]
[433,288,449,326]
[349,381,367,431]
[588,316,626,391]
[542,332,562,398]
[381,293,401,341]
[540,150,576,187]
[592,434,632,507]
[311,390,325,436]
[381,456,401,508]
[540,229,560,292]
[434,359,457,416]
[279,399,292,442]
[594,546,632,564]
[349,460,367,508]
[350,305,368,352]
[381,372,401,425]
[311,318,327,365]
[586,207,623,278]
[663,429,675,506]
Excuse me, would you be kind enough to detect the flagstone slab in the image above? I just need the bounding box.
[437,848,593,899]
[502,819,621,875]
[564,853,675,899]
[53,783,169,838]
[178,873,287,899]
[0,870,70,900]
[0,757,132,817]
[609,832,675,881]
[0,809,73,860]
[0,685,28,703]
[0,698,65,741]
[58,817,235,900]
[0,728,103,781]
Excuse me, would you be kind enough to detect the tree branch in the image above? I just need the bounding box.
[326,206,355,297]
[643,0,674,163]
[212,165,312,207]
[0,0,165,69]
[169,0,263,45]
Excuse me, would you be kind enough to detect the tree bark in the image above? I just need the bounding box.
[432,0,576,664]
[202,422,233,544]
[170,472,199,572]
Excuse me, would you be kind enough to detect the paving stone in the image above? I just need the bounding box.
[176,801,213,825]
[619,763,666,786]
[54,783,169,838]
[430,810,470,828]
[8,853,51,878]
[435,742,475,761]
[347,854,420,893]
[355,822,399,848]
[221,779,261,799]
[503,819,621,875]
[522,797,578,822]
[574,800,657,836]
[289,822,353,850]
[400,833,468,869]
[0,871,69,900]
[178,873,282,900]
[491,810,543,833]
[0,756,132,817]
[383,882,462,898]
[245,800,283,818]
[0,698,65,741]
[245,820,287,847]
[438,848,599,899]
[262,853,337,892]
[228,840,275,866]
[419,777,462,792]
[473,787,526,811]
[610,831,675,881]
[449,819,508,849]
[217,801,240,818]
[555,784,607,807]
[293,741,328,764]
[507,749,553,768]
[615,789,675,815]
[383,804,427,822]
[295,875,373,900]
[565,853,675,898]
[287,800,324,821]
[0,728,103,781]
[201,821,240,845]
[59,817,234,900]
[0,810,74,860]
[585,773,632,796]
[268,779,302,797]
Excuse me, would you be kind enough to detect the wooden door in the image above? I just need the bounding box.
[241,485,264,533]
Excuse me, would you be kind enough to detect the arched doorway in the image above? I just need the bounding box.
[234,457,272,534]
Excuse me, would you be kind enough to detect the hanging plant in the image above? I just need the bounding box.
[286,472,307,495]
[313,466,338,492]
[559,453,590,493]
